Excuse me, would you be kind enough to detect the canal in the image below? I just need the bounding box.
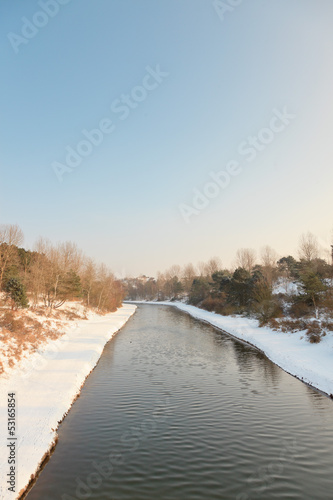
[26,304,333,499]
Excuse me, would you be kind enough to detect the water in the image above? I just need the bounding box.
[26,305,333,499]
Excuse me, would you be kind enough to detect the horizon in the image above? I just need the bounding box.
[4,223,333,280]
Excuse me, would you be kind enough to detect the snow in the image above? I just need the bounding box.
[0,303,136,500]
[129,301,333,397]
[273,277,299,295]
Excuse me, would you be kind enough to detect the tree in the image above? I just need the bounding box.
[297,270,327,318]
[81,257,97,307]
[182,263,196,293]
[29,239,84,309]
[250,268,283,324]
[210,270,231,296]
[205,257,222,279]
[0,224,24,289]
[61,270,82,300]
[189,278,210,305]
[5,277,29,309]
[228,267,253,307]
[171,277,183,298]
[278,256,299,277]
[298,232,319,262]
[260,245,278,287]
[236,248,256,272]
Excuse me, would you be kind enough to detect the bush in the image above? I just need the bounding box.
[284,318,306,332]
[321,320,333,332]
[289,301,311,318]
[268,318,307,333]
[253,299,283,326]
[220,304,238,316]
[201,297,225,314]
[0,311,25,333]
[306,321,322,343]
[266,318,280,330]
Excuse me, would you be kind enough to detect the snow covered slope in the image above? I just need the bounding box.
[0,303,136,500]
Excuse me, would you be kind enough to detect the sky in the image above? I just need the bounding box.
[1,0,333,276]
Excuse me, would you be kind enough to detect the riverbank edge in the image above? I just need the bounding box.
[0,303,137,500]
[128,301,333,398]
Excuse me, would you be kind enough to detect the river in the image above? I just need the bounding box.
[26,304,333,499]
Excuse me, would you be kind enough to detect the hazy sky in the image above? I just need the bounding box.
[1,0,333,276]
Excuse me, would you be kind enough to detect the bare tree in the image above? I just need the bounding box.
[182,263,196,293]
[58,241,83,275]
[205,257,222,278]
[197,262,207,277]
[28,238,49,306]
[260,245,278,287]
[236,248,256,272]
[260,245,278,268]
[81,257,97,307]
[165,265,181,281]
[298,232,319,262]
[29,239,82,309]
[93,265,123,312]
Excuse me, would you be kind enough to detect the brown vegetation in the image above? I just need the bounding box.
[0,308,66,375]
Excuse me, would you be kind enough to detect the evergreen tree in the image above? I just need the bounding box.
[297,270,327,317]
[5,277,29,309]
[211,270,232,296]
[228,268,252,307]
[61,270,82,300]
[189,278,210,305]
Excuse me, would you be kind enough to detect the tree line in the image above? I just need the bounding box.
[125,233,333,328]
[0,224,124,312]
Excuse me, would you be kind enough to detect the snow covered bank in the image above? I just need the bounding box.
[130,301,333,397]
[0,303,136,500]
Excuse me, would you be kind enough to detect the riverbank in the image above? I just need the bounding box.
[129,301,333,397]
[0,303,136,500]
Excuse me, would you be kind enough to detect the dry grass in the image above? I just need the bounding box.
[0,309,65,376]
[305,321,322,343]
[266,316,332,344]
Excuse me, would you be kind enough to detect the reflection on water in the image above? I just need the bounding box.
[26,305,333,500]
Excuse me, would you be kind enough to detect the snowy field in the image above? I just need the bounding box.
[130,301,333,397]
[0,303,136,500]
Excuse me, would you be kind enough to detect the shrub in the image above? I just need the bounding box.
[306,321,322,343]
[321,320,333,332]
[201,297,225,314]
[272,318,307,333]
[267,318,280,330]
[289,301,311,318]
[253,299,283,326]
[0,311,25,333]
[220,304,237,316]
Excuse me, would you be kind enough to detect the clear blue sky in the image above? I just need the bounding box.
[1,0,333,276]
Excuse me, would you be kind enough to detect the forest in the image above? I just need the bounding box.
[125,234,333,343]
[1,223,333,344]
[0,224,124,313]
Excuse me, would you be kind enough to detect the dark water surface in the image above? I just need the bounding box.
[26,305,333,500]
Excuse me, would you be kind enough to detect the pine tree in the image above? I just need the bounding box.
[297,270,327,317]
[5,277,29,309]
